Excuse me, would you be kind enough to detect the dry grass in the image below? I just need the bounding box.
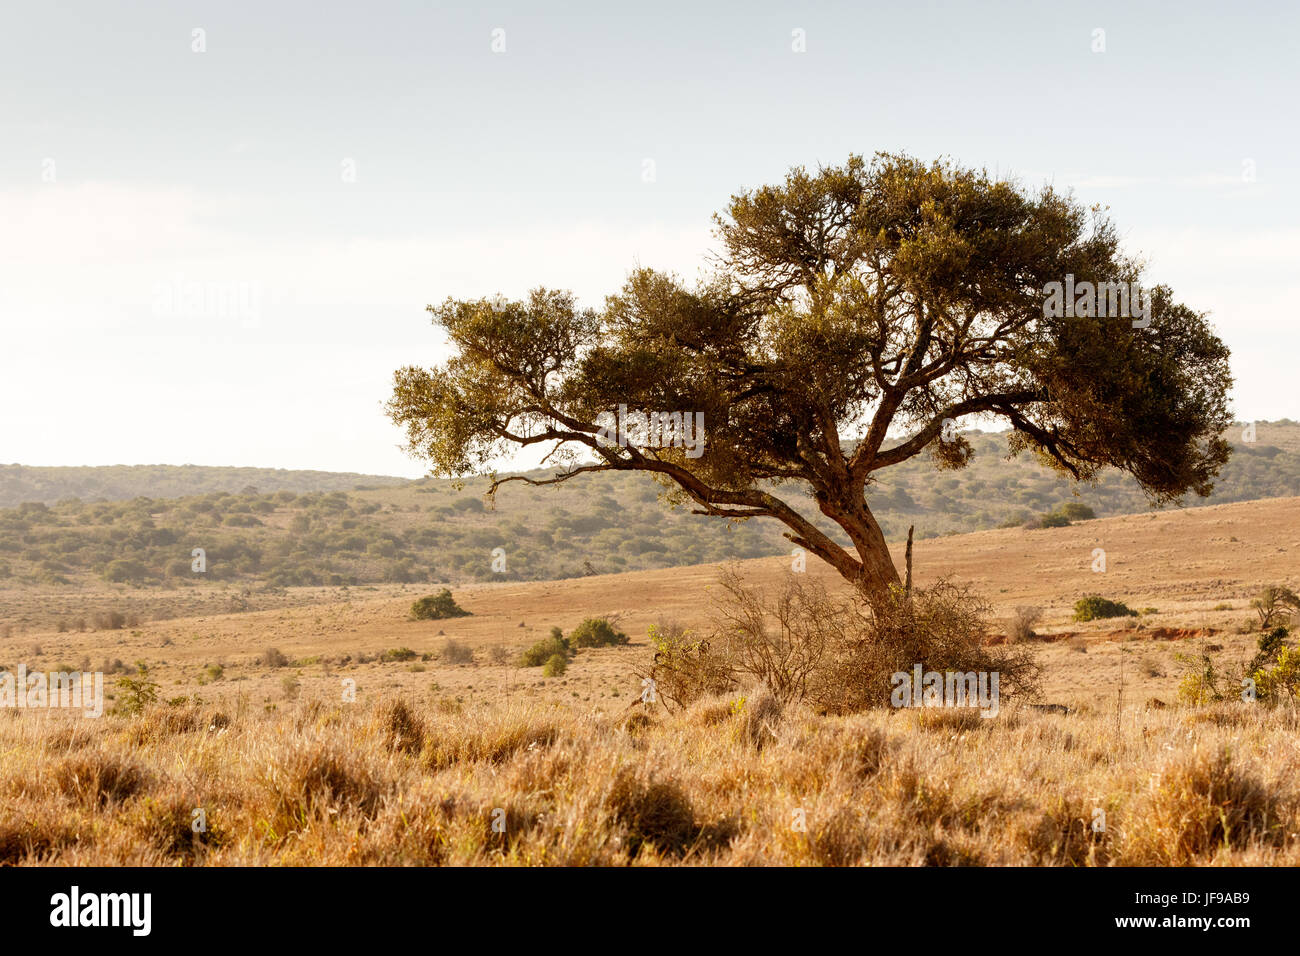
[2,693,1297,866]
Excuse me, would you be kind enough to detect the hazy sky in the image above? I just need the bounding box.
[1,1,1296,477]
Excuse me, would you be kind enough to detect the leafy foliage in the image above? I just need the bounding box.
[114,662,159,716]
[567,617,629,648]
[388,152,1234,595]
[519,633,569,668]
[1073,596,1138,622]
[410,590,471,621]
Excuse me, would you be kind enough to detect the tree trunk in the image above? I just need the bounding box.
[904,525,914,597]
[845,507,902,598]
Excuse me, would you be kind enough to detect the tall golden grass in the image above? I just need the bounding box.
[1,695,1297,865]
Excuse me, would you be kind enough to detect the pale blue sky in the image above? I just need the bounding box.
[1,0,1295,476]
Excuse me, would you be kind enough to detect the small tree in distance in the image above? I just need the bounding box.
[410,589,471,621]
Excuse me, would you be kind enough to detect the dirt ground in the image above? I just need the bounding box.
[2,495,1296,714]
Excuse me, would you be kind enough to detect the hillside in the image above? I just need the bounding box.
[6,495,1299,709]
[0,464,408,509]
[0,422,1297,606]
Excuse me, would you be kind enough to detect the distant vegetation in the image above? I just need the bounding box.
[1074,597,1139,622]
[410,590,471,621]
[0,423,1297,592]
[0,464,407,509]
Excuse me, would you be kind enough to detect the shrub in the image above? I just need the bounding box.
[260,648,290,668]
[542,653,568,677]
[1058,502,1096,521]
[102,559,149,585]
[1247,626,1288,677]
[440,639,474,665]
[606,769,697,857]
[519,634,568,668]
[1073,596,1138,622]
[663,569,1039,715]
[568,617,629,648]
[998,510,1032,528]
[410,589,471,621]
[114,662,159,716]
[810,579,1039,714]
[645,618,736,709]
[380,699,425,754]
[1175,648,1233,706]
[1253,646,1300,703]
[1037,510,1071,528]
[381,647,418,663]
[90,610,132,631]
[1008,606,1042,643]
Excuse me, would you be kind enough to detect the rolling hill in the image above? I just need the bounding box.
[0,422,1297,603]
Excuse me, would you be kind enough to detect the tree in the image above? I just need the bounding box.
[387,153,1233,599]
[1251,585,1299,629]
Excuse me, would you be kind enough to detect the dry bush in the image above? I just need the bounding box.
[808,579,1040,715]
[644,617,735,710]
[707,569,849,704]
[123,705,205,745]
[261,647,290,668]
[380,699,426,754]
[657,572,1038,717]
[605,768,698,858]
[1118,749,1287,865]
[439,639,474,665]
[264,741,384,828]
[737,688,783,750]
[1008,606,1042,643]
[53,754,147,806]
[420,710,559,771]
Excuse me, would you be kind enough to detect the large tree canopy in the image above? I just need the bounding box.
[388,153,1233,597]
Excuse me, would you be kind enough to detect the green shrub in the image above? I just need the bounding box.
[1058,502,1096,521]
[1253,645,1300,703]
[410,589,471,621]
[998,510,1032,528]
[519,634,568,667]
[542,653,568,677]
[1037,511,1071,528]
[381,647,418,662]
[1247,626,1288,677]
[1073,596,1138,622]
[102,559,149,585]
[114,662,159,716]
[568,617,630,648]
